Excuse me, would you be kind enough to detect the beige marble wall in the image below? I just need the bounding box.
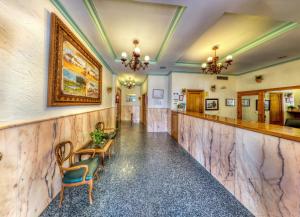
[121,105,140,123]
[167,109,171,135]
[178,113,300,217]
[0,108,115,217]
[147,108,168,132]
[178,114,235,194]
[235,129,300,217]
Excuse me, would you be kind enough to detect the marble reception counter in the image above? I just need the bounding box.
[177,111,300,217]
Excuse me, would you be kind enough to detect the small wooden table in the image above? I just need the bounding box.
[76,139,114,166]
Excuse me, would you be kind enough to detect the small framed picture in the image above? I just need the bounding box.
[152,89,164,99]
[242,99,250,107]
[225,99,235,107]
[179,95,184,101]
[256,100,270,111]
[205,98,219,111]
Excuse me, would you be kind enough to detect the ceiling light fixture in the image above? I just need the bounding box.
[121,39,150,71]
[201,45,233,74]
[122,77,136,89]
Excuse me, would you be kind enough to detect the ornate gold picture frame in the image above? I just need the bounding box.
[48,13,102,106]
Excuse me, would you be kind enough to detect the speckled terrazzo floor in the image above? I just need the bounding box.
[41,122,253,217]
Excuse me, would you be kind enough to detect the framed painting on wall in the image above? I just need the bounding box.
[242,99,250,107]
[255,100,270,111]
[152,89,164,99]
[205,98,219,111]
[225,98,235,106]
[48,13,102,106]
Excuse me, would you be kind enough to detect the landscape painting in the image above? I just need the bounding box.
[62,41,99,98]
[48,13,102,106]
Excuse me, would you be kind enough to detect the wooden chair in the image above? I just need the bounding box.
[95,122,117,139]
[55,141,99,207]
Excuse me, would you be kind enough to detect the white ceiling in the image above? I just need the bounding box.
[57,0,300,80]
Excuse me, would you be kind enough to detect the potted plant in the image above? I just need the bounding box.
[288,105,296,111]
[90,129,106,147]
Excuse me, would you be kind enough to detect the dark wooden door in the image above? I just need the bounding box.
[270,92,283,125]
[171,111,178,141]
[186,90,204,113]
[116,88,121,126]
[141,94,147,125]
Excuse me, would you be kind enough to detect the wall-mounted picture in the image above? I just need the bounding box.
[256,100,270,111]
[242,99,250,107]
[126,94,137,102]
[225,98,235,106]
[179,95,184,101]
[152,89,164,99]
[48,13,102,106]
[205,98,219,111]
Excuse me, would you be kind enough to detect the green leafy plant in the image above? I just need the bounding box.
[90,129,106,145]
[288,105,296,110]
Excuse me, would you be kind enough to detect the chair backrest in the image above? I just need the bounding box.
[95,122,105,131]
[55,141,74,175]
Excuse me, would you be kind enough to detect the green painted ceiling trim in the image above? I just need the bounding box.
[237,54,300,75]
[175,21,299,68]
[51,0,115,74]
[220,21,299,62]
[175,61,202,67]
[83,0,117,59]
[154,6,186,61]
[84,0,185,62]
[168,70,238,76]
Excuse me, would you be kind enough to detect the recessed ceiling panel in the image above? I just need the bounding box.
[178,13,286,63]
[93,0,178,60]
[225,27,300,75]
[117,72,147,85]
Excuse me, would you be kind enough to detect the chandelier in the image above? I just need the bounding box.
[121,77,136,89]
[121,39,150,71]
[201,46,233,74]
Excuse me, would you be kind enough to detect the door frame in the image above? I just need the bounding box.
[186,89,204,113]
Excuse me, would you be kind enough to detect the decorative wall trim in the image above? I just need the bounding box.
[0,107,114,131]
[50,0,115,74]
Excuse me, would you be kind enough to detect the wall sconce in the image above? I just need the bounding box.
[255,75,263,83]
[210,85,216,92]
[107,87,112,94]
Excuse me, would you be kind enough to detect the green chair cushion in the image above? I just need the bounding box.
[63,157,99,184]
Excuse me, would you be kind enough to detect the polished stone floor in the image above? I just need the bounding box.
[41,122,253,217]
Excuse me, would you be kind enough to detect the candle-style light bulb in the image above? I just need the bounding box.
[121,52,127,58]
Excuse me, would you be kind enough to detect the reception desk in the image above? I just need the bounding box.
[176,111,300,217]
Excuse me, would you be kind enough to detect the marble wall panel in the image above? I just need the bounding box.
[235,129,300,217]
[147,108,168,132]
[178,113,300,216]
[167,109,171,135]
[0,108,115,217]
[178,114,235,194]
[121,105,140,123]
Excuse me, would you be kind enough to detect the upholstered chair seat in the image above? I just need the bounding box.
[63,157,99,184]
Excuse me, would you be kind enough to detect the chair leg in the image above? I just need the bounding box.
[88,180,93,205]
[102,153,105,166]
[59,185,65,208]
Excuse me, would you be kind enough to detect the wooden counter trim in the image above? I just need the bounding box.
[0,107,114,130]
[177,111,300,143]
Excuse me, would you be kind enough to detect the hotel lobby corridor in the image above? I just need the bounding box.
[41,122,252,217]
